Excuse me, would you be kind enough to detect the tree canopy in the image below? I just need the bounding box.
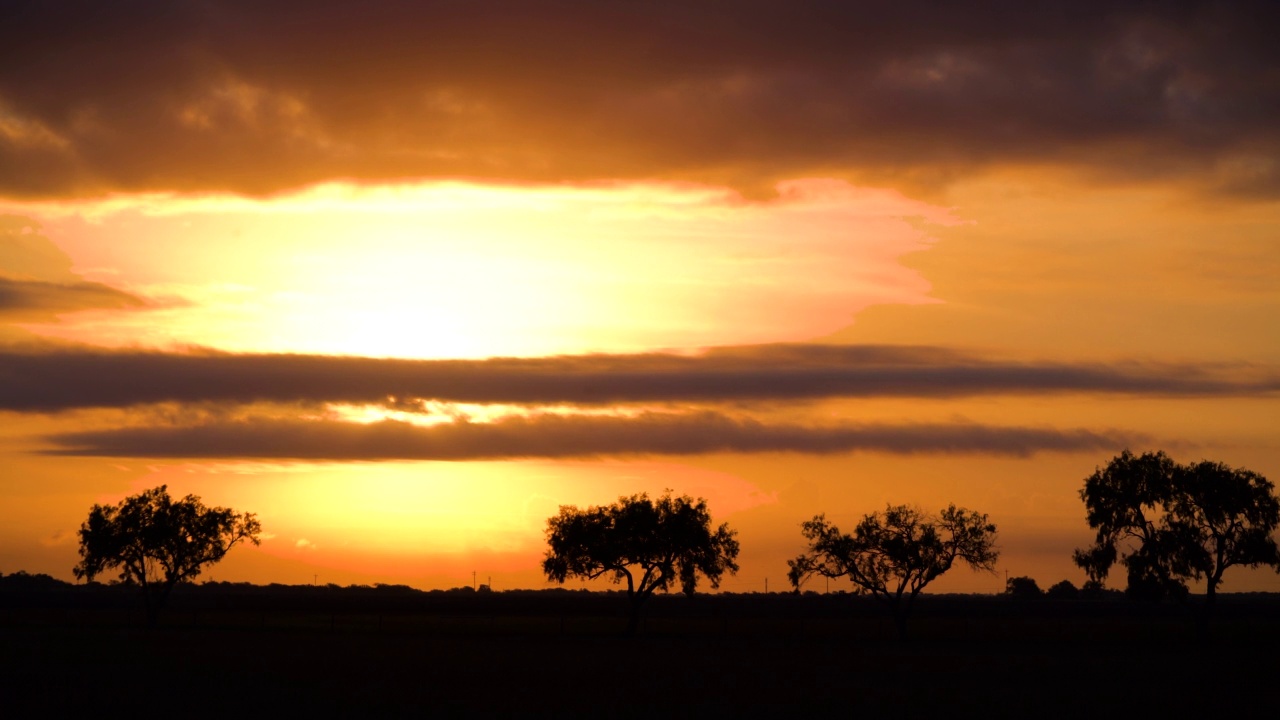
[1005,575,1044,598]
[73,485,261,624]
[1045,579,1080,600]
[1074,450,1280,610]
[542,491,739,634]
[787,503,998,639]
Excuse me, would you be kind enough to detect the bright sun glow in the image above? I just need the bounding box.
[8,179,957,359]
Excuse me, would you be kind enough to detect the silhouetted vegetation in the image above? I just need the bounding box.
[1073,450,1280,621]
[73,485,261,625]
[4,577,1279,715]
[0,570,66,591]
[788,504,998,639]
[1005,575,1043,598]
[542,491,740,635]
[1046,579,1080,600]
[7,449,1277,715]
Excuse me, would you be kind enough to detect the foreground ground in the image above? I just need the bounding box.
[2,587,1277,716]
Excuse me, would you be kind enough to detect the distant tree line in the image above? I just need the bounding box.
[55,451,1280,635]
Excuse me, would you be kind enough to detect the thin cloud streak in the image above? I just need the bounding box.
[0,277,147,317]
[45,412,1146,460]
[1,345,1275,412]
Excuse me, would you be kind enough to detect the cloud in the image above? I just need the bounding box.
[0,214,149,319]
[40,529,74,547]
[1,344,1274,412]
[0,277,147,318]
[44,411,1145,460]
[1,1,1277,198]
[2,340,1269,409]
[0,215,79,281]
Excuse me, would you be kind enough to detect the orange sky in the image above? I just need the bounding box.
[1,1,1278,594]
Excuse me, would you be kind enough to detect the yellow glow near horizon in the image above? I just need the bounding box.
[5,179,958,359]
[122,458,776,578]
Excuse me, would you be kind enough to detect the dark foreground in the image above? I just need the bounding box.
[3,588,1278,717]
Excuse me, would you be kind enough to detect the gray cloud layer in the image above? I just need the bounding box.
[1,344,1273,412]
[2,1,1277,197]
[45,412,1142,460]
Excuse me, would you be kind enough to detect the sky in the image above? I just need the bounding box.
[1,0,1278,594]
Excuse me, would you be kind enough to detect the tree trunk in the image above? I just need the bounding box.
[1197,576,1219,641]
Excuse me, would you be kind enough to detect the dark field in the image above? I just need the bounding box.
[3,584,1278,717]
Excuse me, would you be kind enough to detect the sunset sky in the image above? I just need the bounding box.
[1,1,1278,594]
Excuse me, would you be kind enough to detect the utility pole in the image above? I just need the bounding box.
[473,571,477,591]
[765,577,768,593]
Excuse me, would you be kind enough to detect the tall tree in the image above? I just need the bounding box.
[542,491,739,635]
[74,485,261,625]
[788,504,998,639]
[1074,450,1280,616]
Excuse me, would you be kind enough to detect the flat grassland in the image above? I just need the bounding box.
[3,587,1277,717]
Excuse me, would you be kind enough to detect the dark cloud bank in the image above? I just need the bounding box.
[2,1,1278,197]
[46,412,1142,460]
[2,344,1274,412]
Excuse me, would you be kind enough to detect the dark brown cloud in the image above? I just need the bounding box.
[0,344,1273,412]
[44,411,1144,460]
[2,1,1277,198]
[0,277,146,318]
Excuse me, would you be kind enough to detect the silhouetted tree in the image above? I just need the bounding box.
[73,485,261,625]
[1046,580,1080,600]
[1073,450,1280,619]
[1005,575,1043,598]
[0,570,69,591]
[1080,579,1111,600]
[788,504,998,639]
[542,491,740,635]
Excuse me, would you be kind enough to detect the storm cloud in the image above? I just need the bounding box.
[2,1,1277,198]
[45,411,1144,460]
[1,344,1273,412]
